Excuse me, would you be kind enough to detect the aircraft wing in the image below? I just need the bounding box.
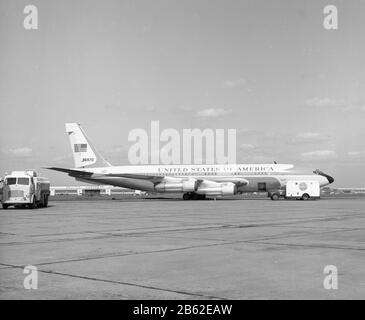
[104,173,164,184]
[46,167,164,184]
[106,175,248,186]
[204,177,249,186]
[47,167,248,186]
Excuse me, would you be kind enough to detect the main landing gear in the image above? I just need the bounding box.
[183,192,206,200]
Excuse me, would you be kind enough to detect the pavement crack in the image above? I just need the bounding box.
[0,263,225,300]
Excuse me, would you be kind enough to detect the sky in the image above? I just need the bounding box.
[0,0,364,187]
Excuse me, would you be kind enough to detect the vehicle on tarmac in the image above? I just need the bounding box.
[1,171,50,209]
[268,180,320,200]
[47,123,334,201]
[0,178,3,202]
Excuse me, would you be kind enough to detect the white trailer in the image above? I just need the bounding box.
[1,171,50,209]
[285,180,320,200]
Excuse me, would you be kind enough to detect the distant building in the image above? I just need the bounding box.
[322,187,365,195]
[50,185,145,196]
[335,188,365,194]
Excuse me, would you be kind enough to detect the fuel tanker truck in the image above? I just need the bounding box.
[1,171,50,209]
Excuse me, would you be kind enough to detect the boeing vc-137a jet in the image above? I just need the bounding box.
[48,123,334,200]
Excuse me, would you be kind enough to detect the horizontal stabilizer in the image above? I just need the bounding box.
[45,167,93,177]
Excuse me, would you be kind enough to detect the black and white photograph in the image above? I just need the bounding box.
[0,0,364,304]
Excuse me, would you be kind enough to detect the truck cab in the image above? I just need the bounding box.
[1,171,50,209]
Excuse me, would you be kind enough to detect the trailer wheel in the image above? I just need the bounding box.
[301,193,310,201]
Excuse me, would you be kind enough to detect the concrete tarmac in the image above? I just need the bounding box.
[0,198,364,299]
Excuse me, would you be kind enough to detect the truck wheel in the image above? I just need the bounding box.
[40,194,47,208]
[38,195,44,208]
[30,197,37,209]
[44,195,49,208]
[301,193,310,201]
[271,193,279,201]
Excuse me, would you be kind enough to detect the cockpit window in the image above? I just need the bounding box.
[5,177,16,185]
[18,178,30,185]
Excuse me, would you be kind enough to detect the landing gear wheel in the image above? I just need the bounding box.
[192,193,206,200]
[191,193,199,200]
[2,204,8,209]
[183,193,191,200]
[301,193,310,201]
[182,193,206,200]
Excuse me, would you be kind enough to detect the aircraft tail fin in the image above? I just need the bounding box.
[65,123,112,168]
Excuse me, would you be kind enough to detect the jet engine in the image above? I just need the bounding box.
[154,179,198,192]
[196,181,237,196]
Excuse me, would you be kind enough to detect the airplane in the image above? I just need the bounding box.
[47,123,334,200]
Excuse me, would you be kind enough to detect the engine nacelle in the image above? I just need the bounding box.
[154,179,198,193]
[196,181,237,196]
